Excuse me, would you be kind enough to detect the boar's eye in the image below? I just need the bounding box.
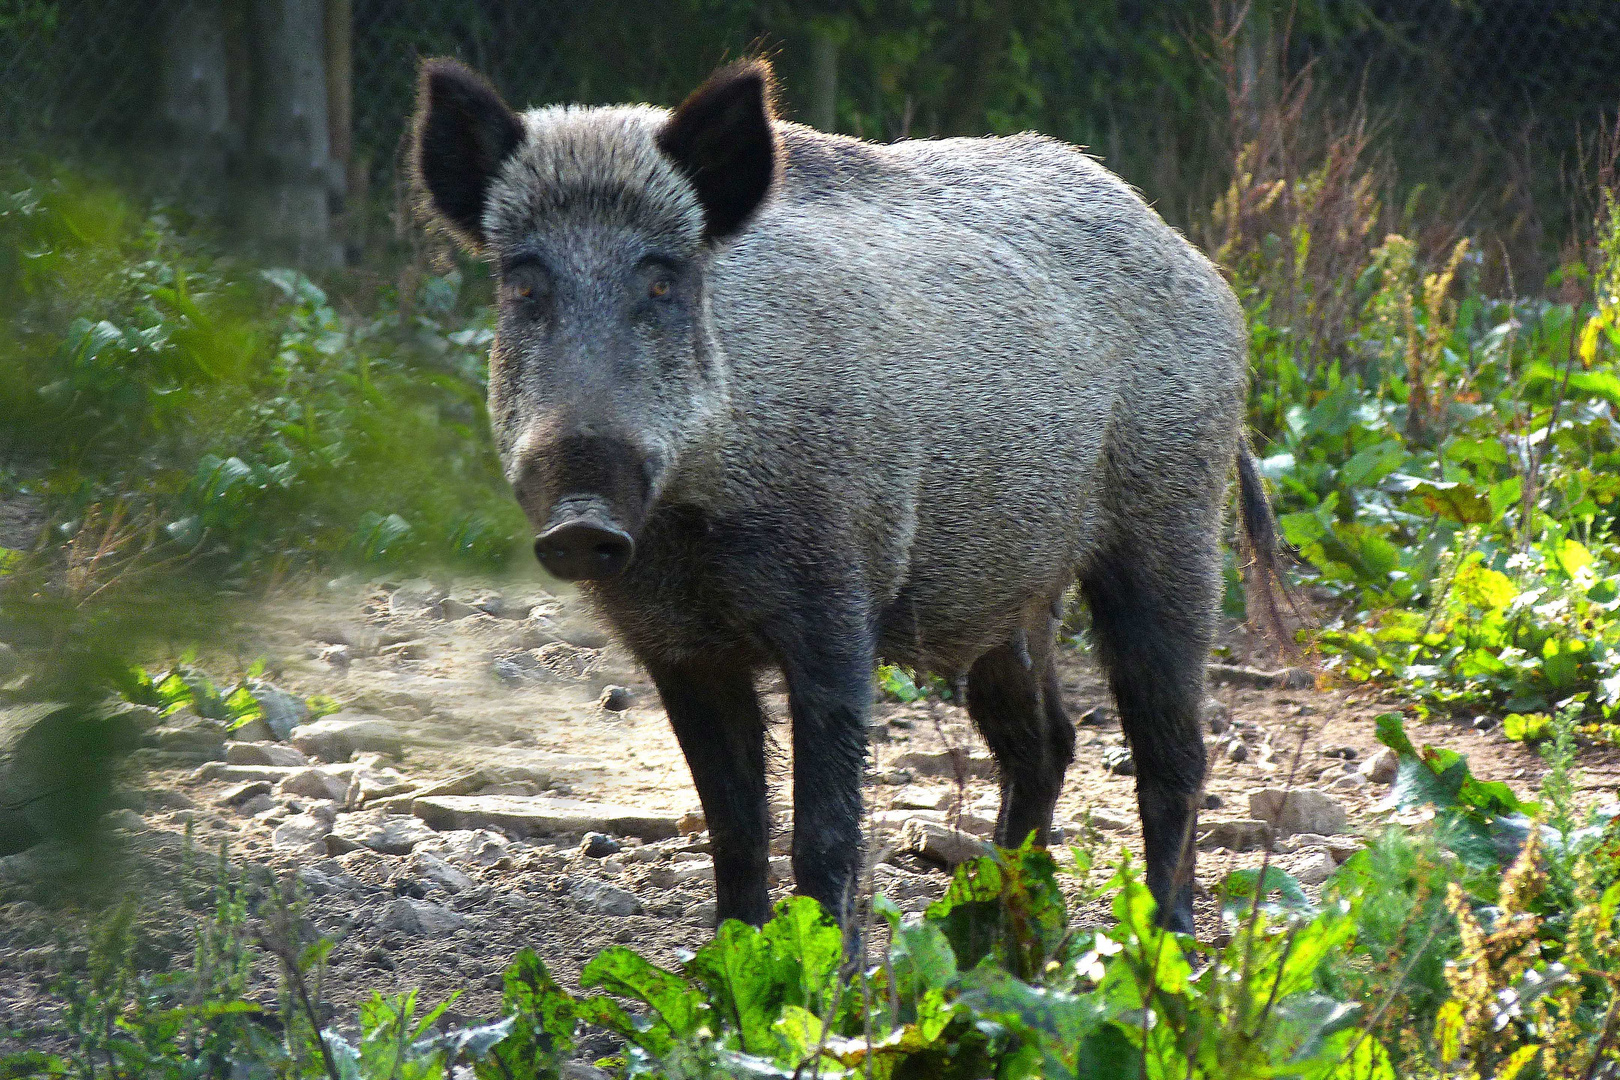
[648,276,672,300]
[500,259,551,311]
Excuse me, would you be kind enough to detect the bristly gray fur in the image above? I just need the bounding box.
[416,62,1267,936]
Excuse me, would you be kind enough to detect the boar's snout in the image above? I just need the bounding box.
[534,512,634,581]
[514,433,653,582]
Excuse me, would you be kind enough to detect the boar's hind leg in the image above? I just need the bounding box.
[647,656,771,927]
[1082,538,1216,936]
[967,635,1076,851]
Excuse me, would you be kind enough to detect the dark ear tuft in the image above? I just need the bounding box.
[657,59,780,243]
[412,58,523,252]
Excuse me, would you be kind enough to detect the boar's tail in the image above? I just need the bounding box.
[1235,439,1304,651]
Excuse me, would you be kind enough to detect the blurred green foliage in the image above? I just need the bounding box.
[0,161,526,582]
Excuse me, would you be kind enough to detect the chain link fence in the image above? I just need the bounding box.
[2,1,1616,259]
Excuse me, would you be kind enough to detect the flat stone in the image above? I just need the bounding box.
[407,850,474,892]
[389,580,447,618]
[672,858,714,885]
[1197,818,1275,852]
[225,742,310,768]
[890,748,996,781]
[439,597,482,621]
[288,713,405,762]
[1359,748,1398,784]
[1207,664,1314,689]
[1077,810,1132,832]
[276,768,351,803]
[329,811,437,855]
[381,897,467,935]
[217,780,273,807]
[238,794,276,816]
[572,880,642,917]
[871,809,947,830]
[1248,789,1349,837]
[194,763,304,784]
[413,795,679,840]
[151,711,227,761]
[892,785,952,811]
[899,819,993,867]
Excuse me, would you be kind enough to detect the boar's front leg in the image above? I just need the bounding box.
[777,615,873,932]
[647,655,771,927]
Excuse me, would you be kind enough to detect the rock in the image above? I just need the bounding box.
[678,810,706,836]
[1226,739,1250,763]
[227,716,278,742]
[345,766,415,806]
[891,748,996,781]
[1076,705,1112,726]
[580,832,620,858]
[561,1061,613,1080]
[572,880,643,917]
[389,580,447,618]
[892,785,952,811]
[1248,789,1349,836]
[0,642,18,680]
[289,713,405,761]
[1203,792,1224,810]
[1101,746,1135,776]
[871,808,946,830]
[900,820,993,867]
[226,742,310,768]
[271,813,333,854]
[413,795,680,841]
[672,859,714,885]
[381,897,467,935]
[194,763,304,784]
[238,794,276,816]
[1327,772,1368,792]
[1078,810,1132,832]
[768,855,791,883]
[598,685,634,712]
[1206,663,1314,690]
[319,644,351,670]
[1204,698,1231,734]
[439,597,482,621]
[415,829,511,867]
[150,710,227,761]
[688,900,718,924]
[276,768,351,803]
[217,780,273,807]
[408,850,474,892]
[329,811,437,855]
[1197,819,1275,852]
[1292,851,1337,886]
[1359,748,1398,784]
[1319,745,1358,760]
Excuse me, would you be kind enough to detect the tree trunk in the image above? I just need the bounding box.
[325,0,362,262]
[243,0,338,267]
[160,0,233,211]
[808,29,838,133]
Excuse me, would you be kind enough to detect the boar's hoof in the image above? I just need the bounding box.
[534,521,634,581]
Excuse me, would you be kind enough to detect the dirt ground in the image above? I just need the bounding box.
[4,572,1618,1052]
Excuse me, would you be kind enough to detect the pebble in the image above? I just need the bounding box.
[271,813,332,854]
[1359,748,1398,784]
[598,685,634,711]
[1101,746,1135,776]
[1204,698,1231,734]
[678,810,706,835]
[1226,739,1250,763]
[580,832,621,858]
[1079,810,1131,832]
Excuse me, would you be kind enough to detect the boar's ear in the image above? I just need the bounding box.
[657,59,780,243]
[413,58,523,252]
